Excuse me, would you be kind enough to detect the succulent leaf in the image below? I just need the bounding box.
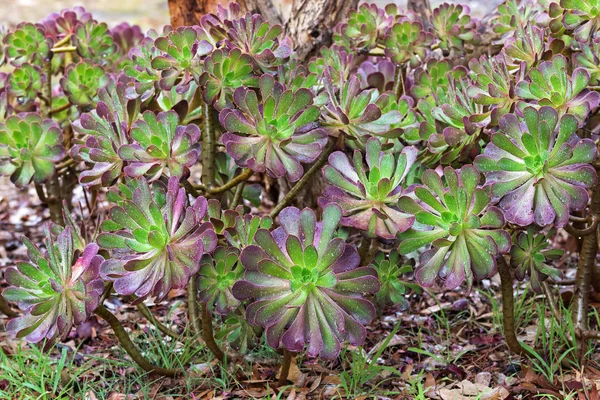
[220,74,327,182]
[510,227,563,293]
[98,177,217,302]
[0,113,64,187]
[232,204,380,359]
[3,227,104,343]
[398,166,511,290]
[319,138,417,239]
[474,106,598,227]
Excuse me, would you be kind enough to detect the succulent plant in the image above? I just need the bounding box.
[119,110,201,181]
[474,106,597,227]
[430,3,477,54]
[357,60,396,92]
[0,113,64,187]
[98,177,217,302]
[467,54,521,125]
[74,20,116,61]
[419,78,488,165]
[516,55,600,124]
[223,13,292,72]
[224,211,274,250]
[398,166,511,290]
[125,33,163,101]
[152,26,214,93]
[42,7,92,39]
[60,61,109,108]
[320,73,403,144]
[383,21,433,67]
[370,250,416,309]
[110,22,145,67]
[220,74,328,182]
[232,204,380,359]
[333,4,392,53]
[510,228,564,293]
[198,246,242,315]
[492,0,548,37]
[215,311,260,354]
[558,0,600,42]
[319,138,417,239]
[71,77,138,188]
[502,23,546,72]
[4,23,53,67]
[7,64,45,105]
[574,38,600,85]
[308,46,355,87]
[3,227,104,343]
[198,48,258,111]
[276,60,318,92]
[410,59,467,100]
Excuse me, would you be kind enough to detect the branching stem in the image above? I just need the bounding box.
[270,139,335,219]
[95,305,183,377]
[136,303,180,340]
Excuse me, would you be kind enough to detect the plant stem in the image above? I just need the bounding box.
[572,233,596,359]
[541,281,561,321]
[230,181,245,208]
[201,101,216,190]
[136,303,180,340]
[201,303,224,362]
[270,139,335,219]
[187,278,202,337]
[53,34,72,48]
[0,293,17,317]
[49,102,72,115]
[95,305,182,377]
[51,46,77,54]
[497,257,528,357]
[277,349,294,386]
[195,168,253,194]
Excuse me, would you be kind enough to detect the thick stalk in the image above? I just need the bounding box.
[195,168,253,194]
[0,293,17,317]
[277,349,294,386]
[136,303,180,340]
[230,181,245,209]
[187,278,202,337]
[201,303,224,362]
[498,257,528,357]
[201,102,216,189]
[270,139,335,219]
[95,305,182,377]
[572,233,596,359]
[46,174,64,226]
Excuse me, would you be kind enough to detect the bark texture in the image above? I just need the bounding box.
[284,0,358,60]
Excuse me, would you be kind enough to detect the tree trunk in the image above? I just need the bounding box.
[284,0,358,60]
[168,0,285,28]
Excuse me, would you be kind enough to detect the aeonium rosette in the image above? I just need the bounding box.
[0,113,65,187]
[515,55,600,124]
[3,227,104,343]
[98,177,217,302]
[397,166,511,290]
[474,106,597,227]
[319,137,417,240]
[510,227,564,293]
[220,74,328,182]
[119,110,201,181]
[232,204,380,359]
